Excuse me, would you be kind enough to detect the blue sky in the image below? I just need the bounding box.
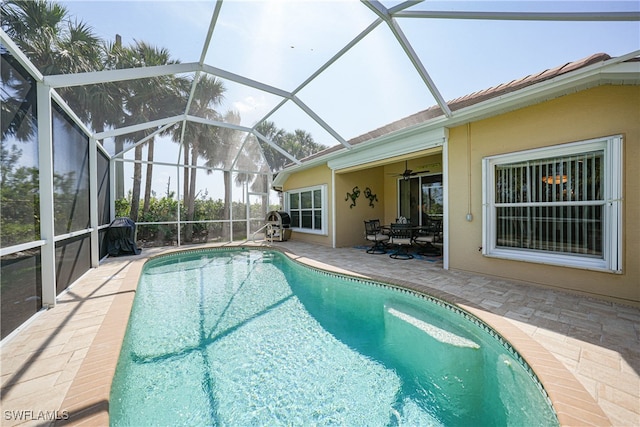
[51,1,639,203]
[59,0,640,145]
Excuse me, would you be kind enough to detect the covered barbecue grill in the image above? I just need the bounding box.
[265,210,291,242]
[106,217,141,256]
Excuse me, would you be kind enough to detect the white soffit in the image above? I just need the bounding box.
[335,146,443,174]
[327,127,447,171]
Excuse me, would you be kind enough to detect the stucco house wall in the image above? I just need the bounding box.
[278,83,638,305]
[447,85,639,304]
[281,164,333,246]
[332,155,443,248]
[334,166,386,248]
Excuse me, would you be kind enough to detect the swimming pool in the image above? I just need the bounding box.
[110,248,558,426]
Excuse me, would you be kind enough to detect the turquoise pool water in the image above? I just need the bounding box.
[110,249,558,426]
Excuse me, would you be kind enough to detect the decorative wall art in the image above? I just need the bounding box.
[364,187,378,208]
[345,186,360,208]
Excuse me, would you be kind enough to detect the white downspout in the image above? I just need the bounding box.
[331,169,336,248]
[442,129,450,270]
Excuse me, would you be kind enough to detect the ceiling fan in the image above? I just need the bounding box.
[390,160,424,181]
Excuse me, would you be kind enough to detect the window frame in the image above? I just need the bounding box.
[482,135,622,273]
[397,173,443,226]
[285,185,327,235]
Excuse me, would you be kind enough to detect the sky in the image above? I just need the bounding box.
[58,0,640,144]
[49,0,640,203]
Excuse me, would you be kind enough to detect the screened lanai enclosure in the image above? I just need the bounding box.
[1,0,639,339]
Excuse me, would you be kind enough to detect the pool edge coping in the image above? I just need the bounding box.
[278,247,611,427]
[55,244,611,427]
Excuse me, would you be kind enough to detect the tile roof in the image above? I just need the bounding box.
[291,52,616,165]
[348,52,611,145]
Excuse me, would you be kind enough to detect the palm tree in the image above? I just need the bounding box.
[1,48,37,143]
[173,74,226,241]
[255,121,286,172]
[117,40,185,221]
[232,131,272,223]
[1,0,105,242]
[284,129,325,160]
[1,0,103,112]
[99,38,135,199]
[83,40,129,136]
[255,121,326,172]
[1,0,106,129]
[3,0,136,200]
[1,0,71,75]
[206,111,244,240]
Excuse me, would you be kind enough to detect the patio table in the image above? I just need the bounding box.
[382,222,442,256]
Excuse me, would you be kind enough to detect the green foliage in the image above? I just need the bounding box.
[112,194,275,245]
[0,165,40,246]
[115,198,130,218]
[255,121,327,172]
[139,197,179,223]
[1,0,293,249]
[0,160,95,246]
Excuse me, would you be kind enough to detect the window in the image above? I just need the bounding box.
[286,185,326,234]
[482,136,622,272]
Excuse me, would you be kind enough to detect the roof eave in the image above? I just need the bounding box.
[444,54,640,128]
[273,52,639,189]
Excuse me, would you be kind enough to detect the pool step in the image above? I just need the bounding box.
[259,252,277,263]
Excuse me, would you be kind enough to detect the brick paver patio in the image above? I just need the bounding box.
[1,241,638,426]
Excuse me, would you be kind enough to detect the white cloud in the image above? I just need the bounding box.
[232,95,273,126]
[233,96,262,113]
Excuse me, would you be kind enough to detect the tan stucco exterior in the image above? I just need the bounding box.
[334,166,386,247]
[281,164,333,246]
[447,85,639,304]
[331,156,443,248]
[284,156,443,248]
[280,84,639,305]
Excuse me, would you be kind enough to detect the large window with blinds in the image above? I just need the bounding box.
[482,136,622,272]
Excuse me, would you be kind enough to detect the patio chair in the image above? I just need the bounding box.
[364,220,389,254]
[389,222,414,260]
[413,217,442,256]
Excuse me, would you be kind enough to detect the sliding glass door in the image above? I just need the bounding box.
[398,174,443,225]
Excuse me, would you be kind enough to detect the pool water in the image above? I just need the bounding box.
[110,249,558,426]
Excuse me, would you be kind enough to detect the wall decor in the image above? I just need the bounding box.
[364,187,378,208]
[345,186,360,208]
